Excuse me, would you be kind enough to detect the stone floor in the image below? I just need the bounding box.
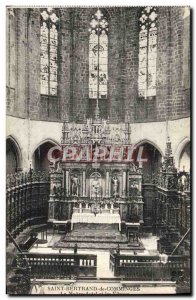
[29,231,176,295]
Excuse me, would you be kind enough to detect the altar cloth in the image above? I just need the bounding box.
[71,212,121,231]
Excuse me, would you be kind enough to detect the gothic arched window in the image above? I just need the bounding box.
[7,8,16,111]
[89,9,108,99]
[40,8,59,96]
[138,7,158,98]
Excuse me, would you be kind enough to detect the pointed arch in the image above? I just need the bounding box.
[174,137,190,171]
[6,135,22,173]
[135,139,163,157]
[134,139,163,186]
[32,138,60,155]
[32,138,60,171]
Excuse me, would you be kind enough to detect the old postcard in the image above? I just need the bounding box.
[6,6,191,295]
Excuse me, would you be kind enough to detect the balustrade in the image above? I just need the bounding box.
[110,252,189,280]
[14,253,97,279]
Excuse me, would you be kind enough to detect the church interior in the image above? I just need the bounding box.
[6,6,191,295]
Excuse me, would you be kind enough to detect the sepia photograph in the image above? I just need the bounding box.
[6,5,191,295]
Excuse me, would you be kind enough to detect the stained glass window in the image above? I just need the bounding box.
[138,7,158,98]
[40,8,59,96]
[89,9,108,99]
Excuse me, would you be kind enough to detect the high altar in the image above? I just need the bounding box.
[48,108,144,231]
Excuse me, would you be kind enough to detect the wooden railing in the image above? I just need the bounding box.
[110,252,189,280]
[15,253,97,279]
[6,170,50,240]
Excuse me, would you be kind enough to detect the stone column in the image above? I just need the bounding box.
[105,170,110,198]
[122,171,127,197]
[119,203,123,219]
[82,170,86,197]
[68,202,72,220]
[66,170,69,196]
[119,173,123,196]
[63,170,65,188]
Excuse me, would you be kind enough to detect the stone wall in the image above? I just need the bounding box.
[6,7,190,122]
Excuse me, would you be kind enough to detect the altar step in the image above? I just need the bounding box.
[61,236,128,244]
[73,223,119,231]
[52,223,145,250]
[53,241,145,250]
[63,223,127,244]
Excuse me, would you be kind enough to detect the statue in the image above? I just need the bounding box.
[132,203,139,216]
[129,180,139,197]
[71,174,80,196]
[91,177,101,198]
[56,160,62,172]
[181,174,187,187]
[112,176,119,197]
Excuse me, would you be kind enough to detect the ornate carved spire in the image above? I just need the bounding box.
[162,135,176,171]
[158,134,177,190]
[94,102,100,121]
[165,136,173,158]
